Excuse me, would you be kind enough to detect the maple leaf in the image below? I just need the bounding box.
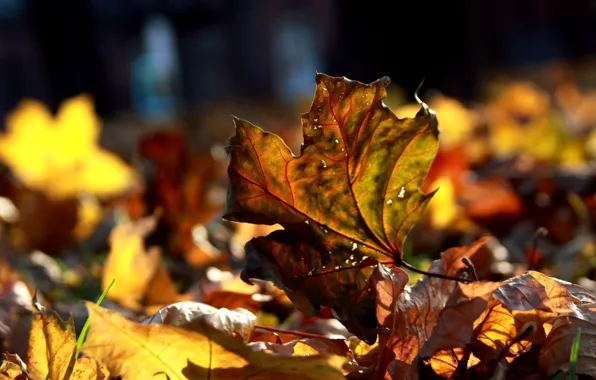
[81,302,347,380]
[224,73,443,342]
[26,302,109,380]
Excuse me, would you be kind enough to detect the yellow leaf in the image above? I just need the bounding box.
[70,357,110,380]
[0,354,26,379]
[26,305,110,380]
[82,302,348,380]
[103,213,179,311]
[26,307,76,380]
[426,177,459,230]
[0,95,136,199]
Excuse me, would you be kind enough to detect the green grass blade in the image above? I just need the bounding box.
[569,327,582,379]
[75,278,115,358]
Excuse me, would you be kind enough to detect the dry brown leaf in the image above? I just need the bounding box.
[82,302,347,380]
[26,305,109,380]
[102,213,179,311]
[416,281,501,373]
[142,301,256,342]
[539,303,596,378]
[471,271,579,364]
[375,238,490,378]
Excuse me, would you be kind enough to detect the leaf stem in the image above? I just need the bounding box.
[398,260,473,283]
[253,325,337,340]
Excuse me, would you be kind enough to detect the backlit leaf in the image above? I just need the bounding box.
[225,73,440,341]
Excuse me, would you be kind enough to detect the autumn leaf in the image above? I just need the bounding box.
[225,73,440,341]
[374,238,490,377]
[0,95,136,199]
[81,302,347,379]
[102,212,181,311]
[539,303,596,378]
[26,303,109,380]
[416,271,583,378]
[142,301,257,342]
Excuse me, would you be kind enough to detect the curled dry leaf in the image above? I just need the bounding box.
[225,73,440,342]
[102,212,180,311]
[142,301,256,342]
[539,303,596,377]
[82,302,347,380]
[26,304,109,380]
[415,271,586,378]
[375,238,490,378]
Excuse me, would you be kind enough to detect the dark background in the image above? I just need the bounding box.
[1,0,595,121]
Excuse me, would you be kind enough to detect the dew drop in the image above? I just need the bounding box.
[321,160,327,168]
[334,139,339,144]
[313,118,318,122]
[322,227,328,233]
[341,148,345,152]
[349,254,354,260]
[334,266,340,270]
[387,199,393,205]
[304,220,309,225]
[328,251,332,255]
[351,242,358,251]
[398,186,406,198]
[308,268,316,275]
[351,261,358,266]
[322,265,326,269]
[345,259,350,264]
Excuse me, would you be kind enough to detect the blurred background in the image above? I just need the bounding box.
[1,0,596,355]
[3,0,596,119]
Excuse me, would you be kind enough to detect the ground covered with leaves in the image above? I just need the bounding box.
[0,67,595,379]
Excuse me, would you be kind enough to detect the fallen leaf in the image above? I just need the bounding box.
[26,304,109,380]
[102,213,179,311]
[0,353,27,379]
[142,301,256,342]
[225,73,440,341]
[82,302,347,379]
[375,238,490,377]
[538,303,596,378]
[0,96,136,199]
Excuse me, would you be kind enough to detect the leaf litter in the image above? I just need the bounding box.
[0,70,594,379]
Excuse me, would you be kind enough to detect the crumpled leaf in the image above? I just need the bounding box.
[374,238,490,377]
[0,353,27,380]
[142,301,256,342]
[471,271,579,364]
[415,271,584,378]
[0,95,136,199]
[539,303,596,377]
[225,73,440,341]
[102,212,180,311]
[82,302,347,380]
[26,304,109,380]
